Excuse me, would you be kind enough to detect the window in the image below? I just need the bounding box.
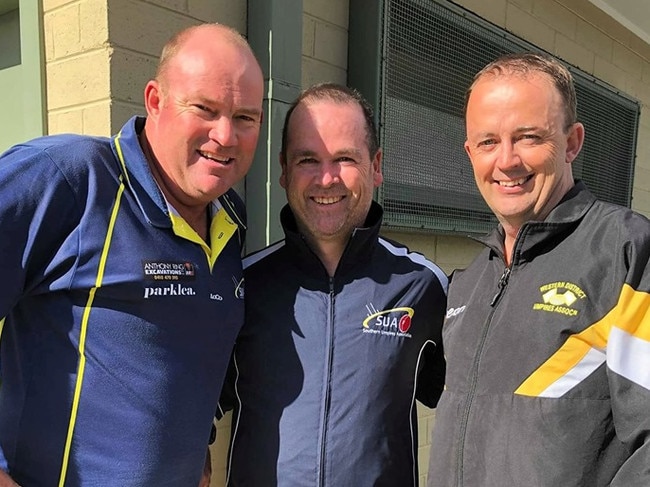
[349,0,640,234]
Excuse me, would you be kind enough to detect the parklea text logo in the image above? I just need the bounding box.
[143,284,196,299]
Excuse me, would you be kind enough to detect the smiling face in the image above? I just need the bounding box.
[464,72,584,235]
[280,99,383,249]
[143,26,264,214]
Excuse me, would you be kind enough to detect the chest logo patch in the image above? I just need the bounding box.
[143,261,196,281]
[362,303,414,338]
[533,281,586,317]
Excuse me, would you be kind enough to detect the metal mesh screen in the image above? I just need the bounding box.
[377,0,640,234]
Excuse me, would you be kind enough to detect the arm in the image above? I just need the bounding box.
[0,142,79,316]
[415,274,448,408]
[607,226,650,486]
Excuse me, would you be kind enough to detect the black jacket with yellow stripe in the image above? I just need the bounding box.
[429,181,650,487]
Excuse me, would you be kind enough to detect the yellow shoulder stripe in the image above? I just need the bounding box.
[515,284,650,397]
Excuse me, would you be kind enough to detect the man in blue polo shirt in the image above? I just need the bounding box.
[0,23,263,486]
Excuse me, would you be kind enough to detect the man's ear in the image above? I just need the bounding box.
[279,151,287,189]
[566,122,585,164]
[144,80,163,118]
[373,148,384,187]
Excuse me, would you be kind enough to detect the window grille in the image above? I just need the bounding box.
[349,0,640,234]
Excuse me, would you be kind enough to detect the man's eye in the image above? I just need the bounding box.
[518,134,540,143]
[297,158,317,164]
[336,157,356,164]
[477,139,496,147]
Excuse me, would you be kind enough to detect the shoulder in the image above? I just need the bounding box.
[243,240,287,272]
[586,200,650,241]
[377,236,448,294]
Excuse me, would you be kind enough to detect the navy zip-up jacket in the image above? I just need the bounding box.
[223,202,448,486]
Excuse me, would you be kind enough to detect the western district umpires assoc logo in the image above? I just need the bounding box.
[362,303,414,338]
[532,281,586,317]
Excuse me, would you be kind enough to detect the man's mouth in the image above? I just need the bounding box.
[497,175,533,187]
[312,196,344,205]
[198,150,233,165]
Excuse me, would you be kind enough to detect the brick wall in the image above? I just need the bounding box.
[43,0,246,136]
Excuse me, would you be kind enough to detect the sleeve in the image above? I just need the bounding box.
[607,219,650,486]
[0,142,79,321]
[415,273,448,408]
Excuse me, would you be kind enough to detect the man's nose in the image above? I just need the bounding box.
[209,117,236,147]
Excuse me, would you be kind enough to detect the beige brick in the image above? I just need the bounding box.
[45,5,81,61]
[418,444,431,476]
[79,0,109,49]
[532,0,576,39]
[303,15,316,57]
[187,0,247,33]
[626,77,650,107]
[75,101,112,136]
[643,64,650,84]
[303,0,348,29]
[593,56,628,92]
[437,235,484,269]
[631,187,650,216]
[110,100,146,134]
[627,32,650,64]
[634,165,650,192]
[108,0,198,57]
[575,18,613,62]
[612,42,644,79]
[47,50,111,110]
[455,0,507,27]
[313,20,348,69]
[47,109,84,135]
[510,0,533,13]
[555,33,595,73]
[211,411,233,487]
[43,0,77,11]
[301,56,346,87]
[142,0,187,13]
[505,4,555,53]
[110,48,159,105]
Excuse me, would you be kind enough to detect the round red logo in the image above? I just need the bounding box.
[398,314,411,333]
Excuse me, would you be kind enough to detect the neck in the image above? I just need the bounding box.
[307,238,346,277]
[139,129,209,241]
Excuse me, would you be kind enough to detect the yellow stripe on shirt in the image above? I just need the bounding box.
[58,177,126,487]
[515,284,650,397]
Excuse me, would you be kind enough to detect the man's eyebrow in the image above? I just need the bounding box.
[237,107,263,118]
[333,148,364,158]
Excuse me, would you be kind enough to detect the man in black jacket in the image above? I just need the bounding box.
[222,83,448,486]
[428,52,650,487]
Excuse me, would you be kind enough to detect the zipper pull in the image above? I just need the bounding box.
[490,267,511,307]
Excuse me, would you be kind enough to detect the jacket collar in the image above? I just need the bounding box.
[477,181,597,264]
[280,200,384,277]
[112,116,172,228]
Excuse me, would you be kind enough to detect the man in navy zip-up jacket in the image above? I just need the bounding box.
[221,83,448,486]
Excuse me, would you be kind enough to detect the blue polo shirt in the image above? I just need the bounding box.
[0,117,246,486]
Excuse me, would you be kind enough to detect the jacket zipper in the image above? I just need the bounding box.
[456,265,511,486]
[318,277,336,486]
